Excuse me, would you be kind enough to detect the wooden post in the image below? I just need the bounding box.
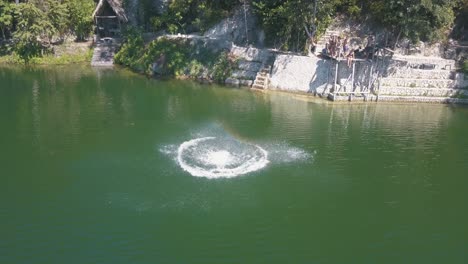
[350,61,356,101]
[368,63,373,92]
[334,62,338,93]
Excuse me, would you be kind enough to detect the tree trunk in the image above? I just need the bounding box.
[394,28,402,50]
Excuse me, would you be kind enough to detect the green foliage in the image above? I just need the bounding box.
[253,0,463,51]
[368,0,458,43]
[12,2,55,62]
[115,30,235,83]
[0,0,14,39]
[253,0,341,51]
[114,27,145,71]
[44,0,70,39]
[149,0,238,34]
[0,0,94,62]
[463,60,468,75]
[66,0,94,41]
[0,47,92,64]
[211,52,235,83]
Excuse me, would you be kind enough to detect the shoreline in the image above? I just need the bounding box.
[2,61,468,106]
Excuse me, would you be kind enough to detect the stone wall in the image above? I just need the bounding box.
[227,45,272,86]
[204,6,262,46]
[456,73,468,88]
[378,87,468,97]
[269,55,330,93]
[269,54,373,94]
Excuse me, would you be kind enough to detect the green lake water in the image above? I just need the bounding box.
[1,65,468,263]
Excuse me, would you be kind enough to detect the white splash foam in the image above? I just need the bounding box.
[265,143,313,163]
[159,144,178,155]
[204,150,235,167]
[177,137,269,179]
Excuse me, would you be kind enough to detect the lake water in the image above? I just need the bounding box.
[1,65,468,263]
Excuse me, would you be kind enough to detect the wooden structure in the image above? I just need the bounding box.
[322,46,394,101]
[92,0,128,38]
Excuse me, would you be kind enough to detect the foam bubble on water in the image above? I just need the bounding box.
[264,143,314,164]
[159,144,178,155]
[177,137,269,179]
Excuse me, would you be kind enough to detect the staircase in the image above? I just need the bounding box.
[91,38,119,67]
[252,66,271,89]
[376,57,465,98]
[314,30,339,56]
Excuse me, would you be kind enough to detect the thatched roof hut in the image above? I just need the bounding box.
[92,0,128,23]
[93,0,128,37]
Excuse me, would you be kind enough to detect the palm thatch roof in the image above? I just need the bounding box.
[93,0,128,23]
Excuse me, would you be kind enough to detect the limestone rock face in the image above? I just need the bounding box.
[124,0,171,26]
[154,0,170,15]
[204,5,262,46]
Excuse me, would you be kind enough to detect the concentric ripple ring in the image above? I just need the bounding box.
[177,137,269,178]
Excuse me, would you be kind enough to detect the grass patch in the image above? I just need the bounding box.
[0,47,93,65]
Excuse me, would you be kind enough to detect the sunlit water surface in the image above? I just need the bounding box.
[1,66,468,263]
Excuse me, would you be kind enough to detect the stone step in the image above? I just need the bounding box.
[392,55,456,70]
[91,43,118,67]
[252,84,265,89]
[378,86,468,97]
[380,78,456,88]
[388,69,455,80]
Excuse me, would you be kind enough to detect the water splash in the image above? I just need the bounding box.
[159,127,315,179]
[177,137,269,179]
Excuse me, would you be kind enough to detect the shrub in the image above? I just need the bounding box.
[463,60,468,75]
[211,52,235,83]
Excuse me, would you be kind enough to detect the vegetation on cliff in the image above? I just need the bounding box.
[114,27,236,82]
[147,0,238,34]
[2,0,468,65]
[127,0,468,53]
[253,0,468,51]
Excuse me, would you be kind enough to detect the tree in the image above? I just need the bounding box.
[65,0,94,41]
[12,2,55,61]
[253,0,340,51]
[0,0,14,39]
[45,0,69,41]
[369,0,459,43]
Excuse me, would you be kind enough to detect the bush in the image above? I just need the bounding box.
[66,0,94,41]
[148,0,237,34]
[114,29,237,83]
[463,60,468,75]
[211,52,236,83]
[114,27,145,71]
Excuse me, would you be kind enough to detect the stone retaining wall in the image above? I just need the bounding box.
[376,96,468,104]
[378,87,468,97]
[456,73,468,88]
[269,55,327,93]
[243,48,468,103]
[269,55,372,94]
